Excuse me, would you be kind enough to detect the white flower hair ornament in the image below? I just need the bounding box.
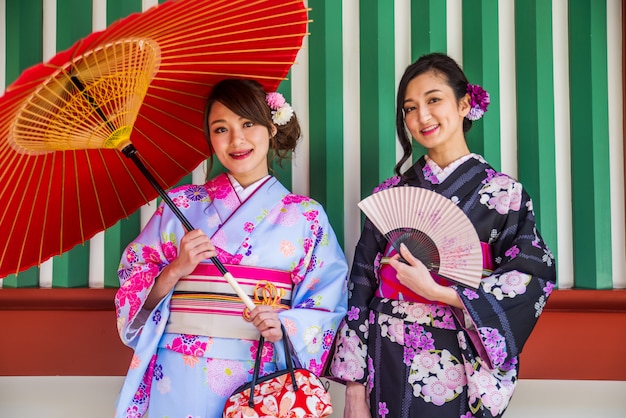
[266,92,294,126]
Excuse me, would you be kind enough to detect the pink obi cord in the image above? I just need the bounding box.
[377,242,494,305]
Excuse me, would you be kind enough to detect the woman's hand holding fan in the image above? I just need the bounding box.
[358,186,483,289]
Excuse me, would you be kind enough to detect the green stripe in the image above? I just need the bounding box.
[56,0,92,51]
[410,0,448,162]
[462,0,501,170]
[1,269,39,288]
[514,0,559,272]
[107,0,143,25]
[308,2,345,245]
[5,0,42,85]
[411,0,447,61]
[4,0,43,284]
[359,0,396,197]
[569,0,612,289]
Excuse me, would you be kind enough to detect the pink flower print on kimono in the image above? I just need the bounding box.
[207,181,239,209]
[478,174,523,214]
[161,237,178,262]
[117,264,158,319]
[166,335,210,357]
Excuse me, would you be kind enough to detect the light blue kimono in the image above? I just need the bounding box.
[114,173,348,417]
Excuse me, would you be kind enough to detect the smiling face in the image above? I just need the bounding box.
[402,70,470,164]
[208,101,276,187]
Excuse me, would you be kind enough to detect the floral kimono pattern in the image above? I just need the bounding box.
[330,155,556,418]
[114,174,348,418]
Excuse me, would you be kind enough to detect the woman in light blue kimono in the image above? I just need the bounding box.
[114,79,349,417]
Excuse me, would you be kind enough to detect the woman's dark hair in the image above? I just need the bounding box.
[203,78,301,172]
[394,52,472,176]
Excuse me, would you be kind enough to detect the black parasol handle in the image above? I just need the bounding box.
[121,145,256,310]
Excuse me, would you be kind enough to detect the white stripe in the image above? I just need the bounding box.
[39,259,53,288]
[291,21,310,197]
[140,200,158,230]
[93,0,106,31]
[553,0,574,289]
[607,0,626,288]
[42,0,56,61]
[88,231,105,288]
[192,161,207,185]
[498,0,518,178]
[446,0,463,64]
[142,0,158,12]
[343,0,361,264]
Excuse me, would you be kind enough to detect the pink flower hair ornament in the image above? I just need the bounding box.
[466,83,490,121]
[266,91,294,126]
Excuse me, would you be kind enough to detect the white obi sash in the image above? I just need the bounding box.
[166,263,292,340]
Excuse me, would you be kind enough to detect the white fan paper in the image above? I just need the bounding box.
[358,186,483,289]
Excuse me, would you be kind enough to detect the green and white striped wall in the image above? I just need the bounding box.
[1,0,624,290]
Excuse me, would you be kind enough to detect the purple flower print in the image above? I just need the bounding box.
[405,332,420,349]
[505,245,520,259]
[295,298,316,309]
[463,288,479,300]
[372,176,401,193]
[347,306,360,321]
[482,168,496,184]
[153,364,163,380]
[184,185,208,201]
[482,328,502,347]
[544,281,555,296]
[488,346,507,367]
[152,309,162,324]
[404,347,417,366]
[378,402,389,417]
[416,332,435,351]
[423,164,440,184]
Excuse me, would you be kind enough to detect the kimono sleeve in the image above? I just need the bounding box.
[455,177,557,370]
[329,218,388,384]
[114,201,180,348]
[277,202,349,377]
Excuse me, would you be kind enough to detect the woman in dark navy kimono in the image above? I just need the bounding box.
[330,52,556,418]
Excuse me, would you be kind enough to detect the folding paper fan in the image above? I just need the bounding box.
[358,186,483,288]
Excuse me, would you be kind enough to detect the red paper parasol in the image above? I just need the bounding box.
[0,0,309,292]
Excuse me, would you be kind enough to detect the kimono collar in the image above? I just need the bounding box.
[424,153,478,184]
[227,173,270,201]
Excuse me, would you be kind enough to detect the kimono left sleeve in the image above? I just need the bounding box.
[455,178,557,370]
[277,202,349,376]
